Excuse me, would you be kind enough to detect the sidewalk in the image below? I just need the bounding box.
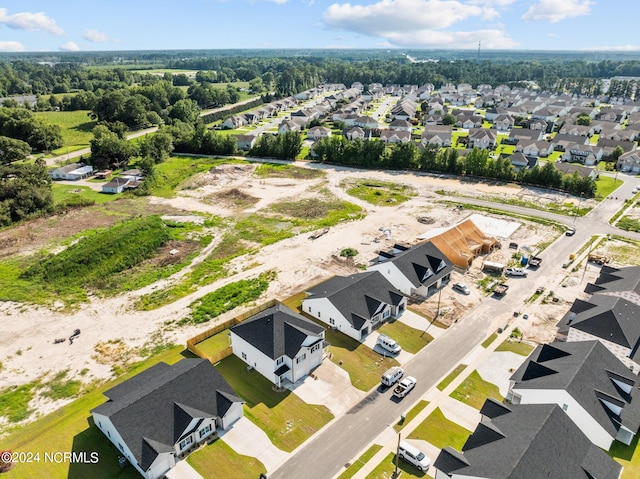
[344,326,516,479]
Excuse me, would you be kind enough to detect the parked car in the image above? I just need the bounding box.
[398,441,431,471]
[393,376,417,398]
[381,366,404,387]
[566,227,576,236]
[377,334,402,355]
[505,267,528,277]
[452,282,470,295]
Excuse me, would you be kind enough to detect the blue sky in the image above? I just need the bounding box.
[0,0,637,52]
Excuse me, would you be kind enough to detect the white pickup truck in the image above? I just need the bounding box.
[505,267,528,277]
[393,376,417,398]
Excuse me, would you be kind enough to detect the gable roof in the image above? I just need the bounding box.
[375,241,453,288]
[585,265,640,300]
[305,271,405,330]
[231,303,324,359]
[510,341,640,438]
[92,359,242,470]
[434,402,622,479]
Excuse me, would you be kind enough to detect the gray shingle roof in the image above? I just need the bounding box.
[305,271,404,329]
[231,303,324,360]
[377,241,453,289]
[510,341,640,439]
[92,359,242,471]
[434,402,622,479]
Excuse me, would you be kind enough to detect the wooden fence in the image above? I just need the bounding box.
[187,299,278,363]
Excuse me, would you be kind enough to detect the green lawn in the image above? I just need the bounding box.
[610,434,640,479]
[214,355,333,452]
[437,364,467,391]
[449,370,503,409]
[253,163,325,180]
[337,444,384,479]
[365,452,433,479]
[481,333,498,348]
[187,438,266,479]
[51,183,121,206]
[321,325,400,391]
[194,330,232,356]
[409,407,471,450]
[377,320,433,354]
[2,346,193,479]
[394,400,429,432]
[595,175,623,201]
[495,339,535,356]
[341,178,418,206]
[34,110,96,152]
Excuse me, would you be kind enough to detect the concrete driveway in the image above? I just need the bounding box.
[399,309,447,339]
[165,460,204,479]
[287,360,365,416]
[363,330,413,364]
[476,350,528,396]
[219,417,288,472]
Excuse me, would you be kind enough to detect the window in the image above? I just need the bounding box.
[199,424,212,439]
[562,403,569,411]
[241,352,247,360]
[296,354,307,364]
[311,343,321,353]
[329,318,335,325]
[118,443,123,452]
[179,436,193,450]
[276,356,284,365]
[317,311,321,318]
[308,306,311,312]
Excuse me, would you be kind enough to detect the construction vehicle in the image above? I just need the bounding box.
[493,284,509,296]
[588,253,609,265]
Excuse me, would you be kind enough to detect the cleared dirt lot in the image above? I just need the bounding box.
[0,161,620,429]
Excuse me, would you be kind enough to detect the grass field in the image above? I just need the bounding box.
[187,438,266,479]
[495,339,535,356]
[481,333,498,348]
[34,110,96,152]
[449,370,503,409]
[51,184,121,206]
[214,355,333,452]
[595,175,623,201]
[365,452,433,479]
[2,346,193,479]
[394,400,429,432]
[610,434,640,479]
[194,330,232,356]
[409,407,471,451]
[377,320,433,354]
[253,163,325,180]
[341,178,418,206]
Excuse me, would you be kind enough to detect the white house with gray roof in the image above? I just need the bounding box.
[508,341,640,449]
[230,303,326,387]
[434,399,623,479]
[91,359,243,479]
[302,271,406,341]
[367,241,453,299]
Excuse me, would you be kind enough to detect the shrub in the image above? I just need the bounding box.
[340,248,358,257]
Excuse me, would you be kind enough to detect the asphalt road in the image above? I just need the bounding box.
[269,172,640,479]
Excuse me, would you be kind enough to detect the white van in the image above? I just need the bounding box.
[398,441,431,471]
[377,334,402,354]
[381,366,404,387]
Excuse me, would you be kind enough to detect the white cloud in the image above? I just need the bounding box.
[323,0,515,49]
[469,0,515,4]
[324,0,493,34]
[0,41,25,52]
[265,0,289,3]
[0,8,63,35]
[83,29,108,42]
[522,0,592,23]
[386,28,518,49]
[59,41,79,52]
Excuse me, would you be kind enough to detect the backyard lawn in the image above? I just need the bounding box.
[194,330,232,356]
[595,175,623,201]
[610,434,640,479]
[377,320,433,354]
[2,346,194,479]
[214,355,333,452]
[409,407,471,451]
[187,438,266,479]
[52,183,121,206]
[449,370,503,409]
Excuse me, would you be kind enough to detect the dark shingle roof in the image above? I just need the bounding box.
[92,359,242,471]
[305,271,404,329]
[231,303,324,359]
[510,341,640,438]
[434,402,622,479]
[558,294,640,348]
[377,241,453,289]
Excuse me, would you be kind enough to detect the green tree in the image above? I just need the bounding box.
[140,130,174,163]
[89,125,136,170]
[442,113,457,126]
[168,99,201,125]
[0,136,31,164]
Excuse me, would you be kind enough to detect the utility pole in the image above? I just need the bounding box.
[393,432,401,478]
[477,40,481,60]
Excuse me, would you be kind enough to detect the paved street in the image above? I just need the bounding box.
[269,171,640,479]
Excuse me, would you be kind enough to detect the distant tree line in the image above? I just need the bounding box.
[311,138,595,197]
